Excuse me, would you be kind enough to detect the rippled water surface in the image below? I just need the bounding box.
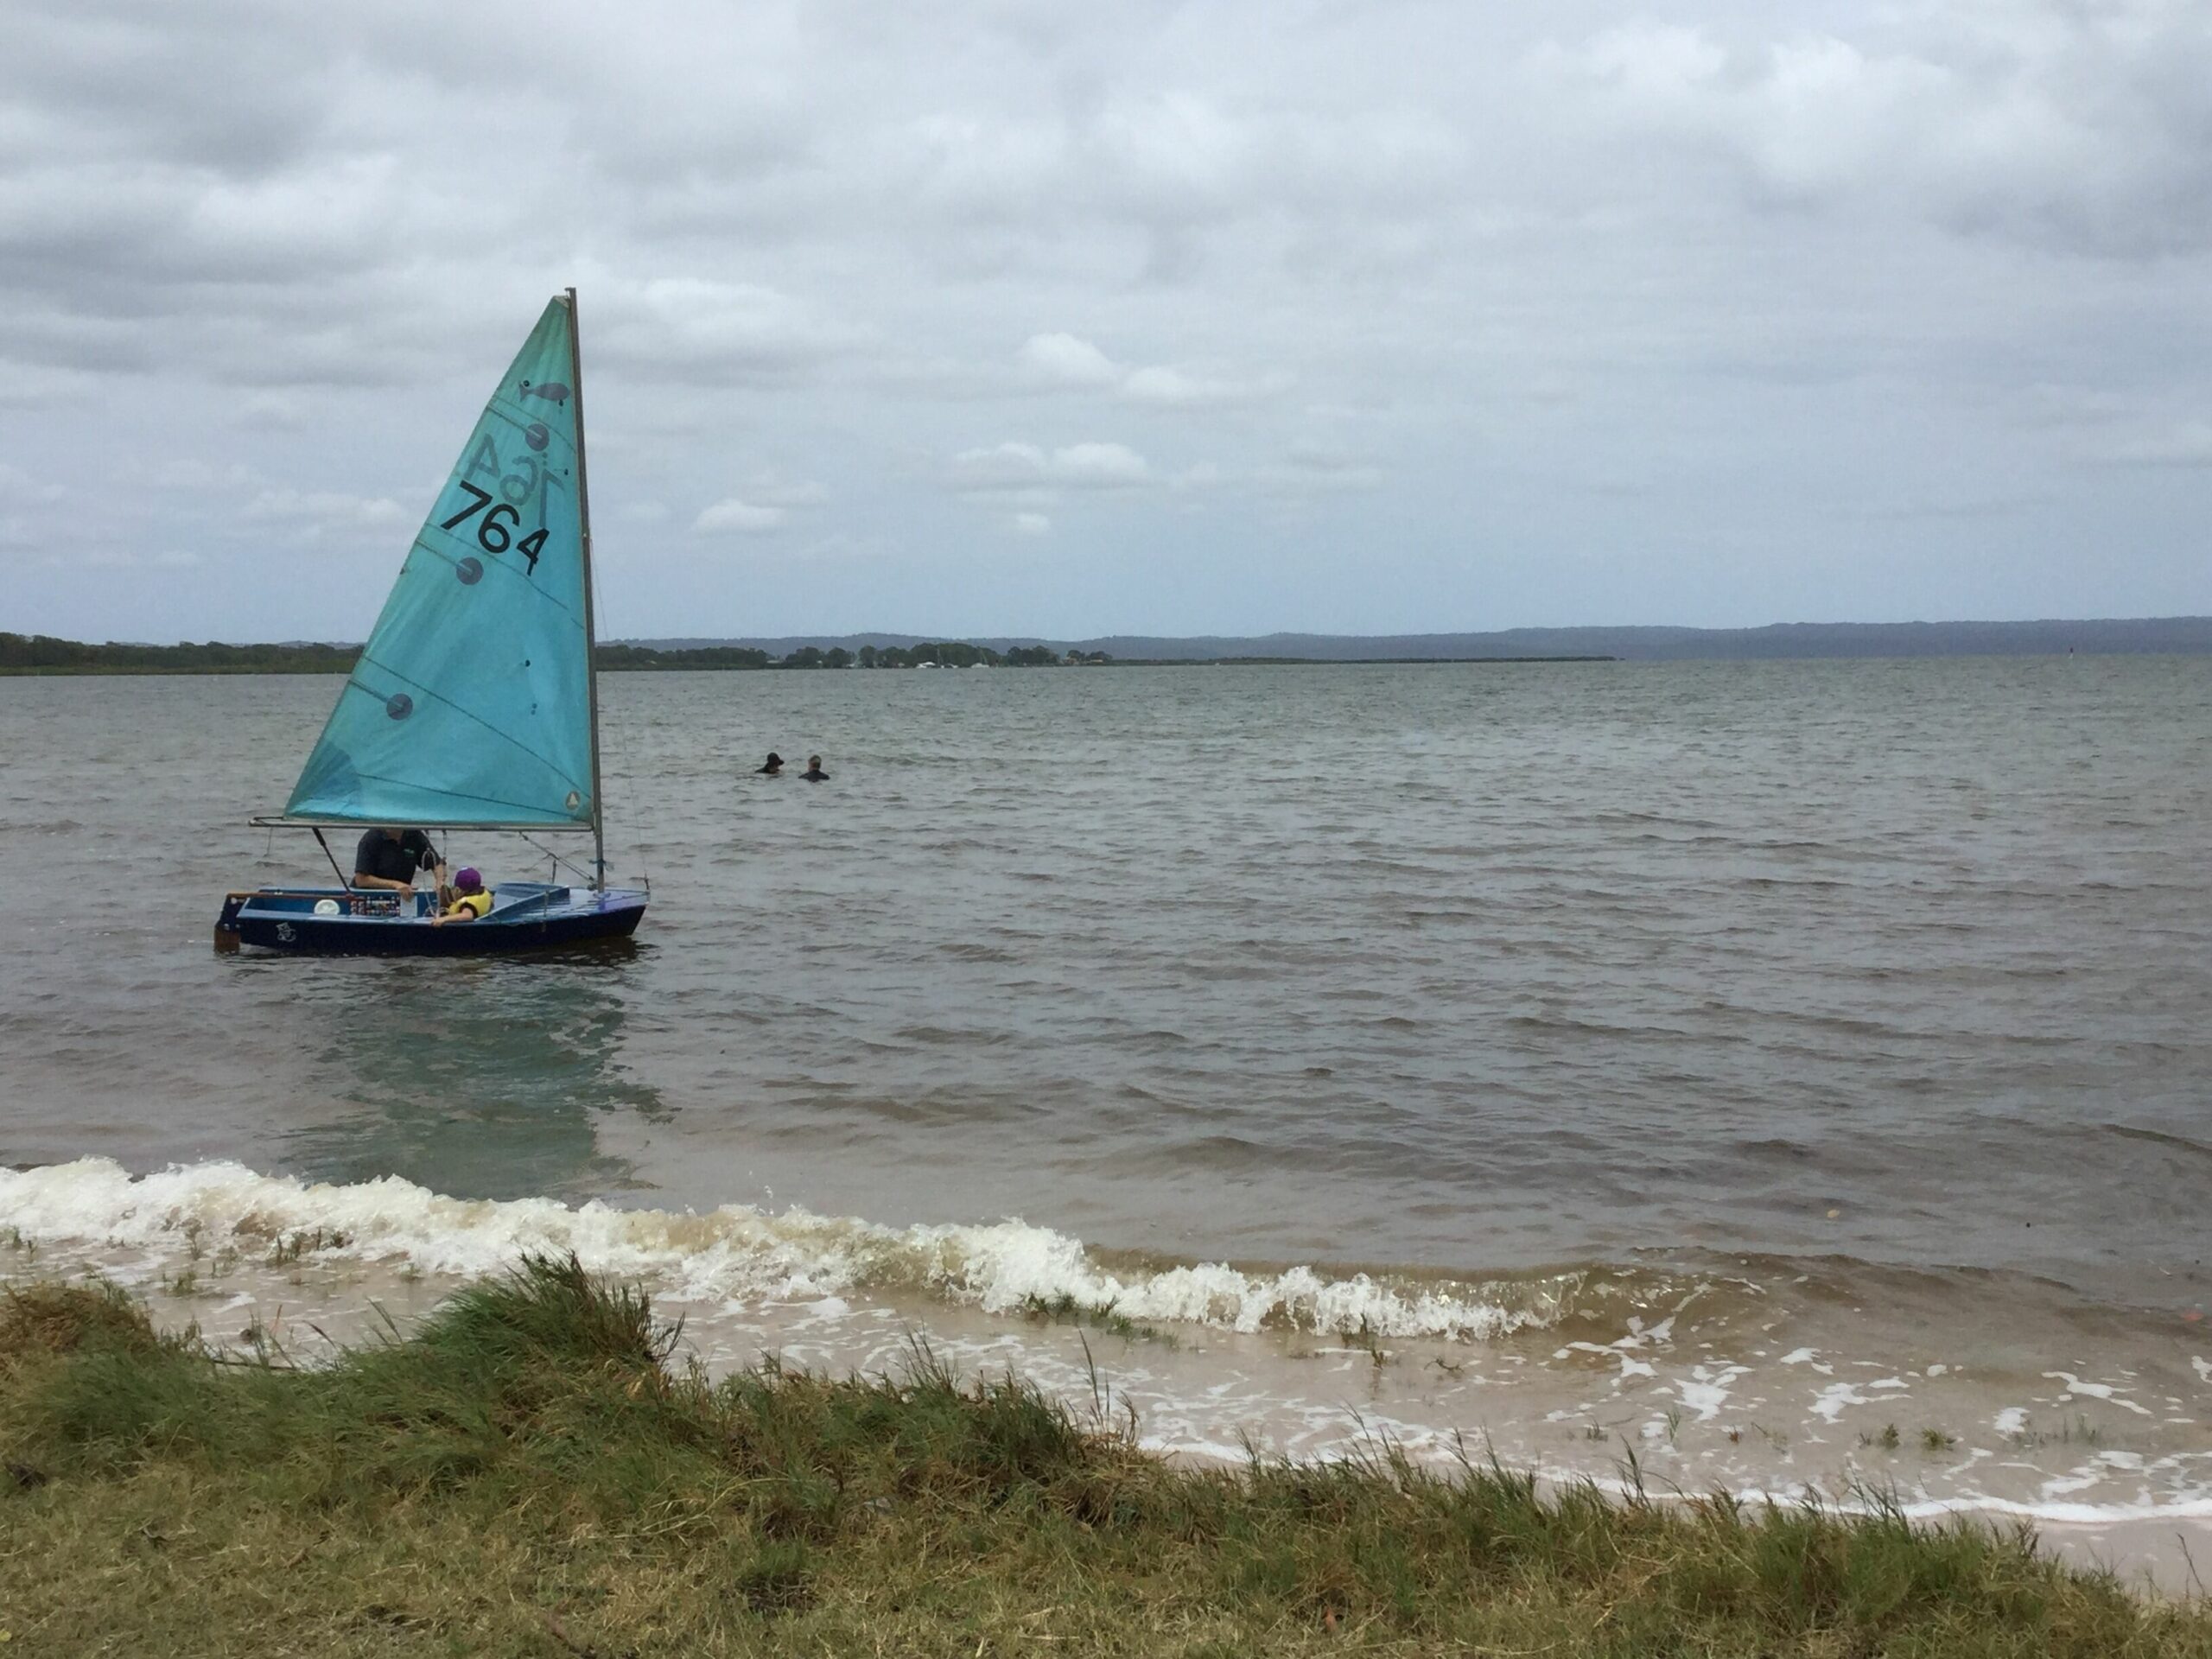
[3,658,2209,1547]
[8,659,2209,1290]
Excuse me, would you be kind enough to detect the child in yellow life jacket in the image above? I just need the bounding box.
[432,867,493,926]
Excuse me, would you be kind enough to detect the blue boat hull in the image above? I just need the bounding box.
[215,883,646,957]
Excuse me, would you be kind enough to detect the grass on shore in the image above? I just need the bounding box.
[1,1258,2205,1656]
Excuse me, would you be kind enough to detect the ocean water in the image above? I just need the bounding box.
[3,658,2209,1559]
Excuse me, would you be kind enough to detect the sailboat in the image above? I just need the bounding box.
[215,290,649,956]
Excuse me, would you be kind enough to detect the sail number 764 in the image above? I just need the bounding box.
[441,483,550,573]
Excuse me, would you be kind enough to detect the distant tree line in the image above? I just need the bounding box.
[0,633,359,674]
[607,641,1112,670]
[1,632,1117,675]
[593,643,775,671]
[844,643,1111,668]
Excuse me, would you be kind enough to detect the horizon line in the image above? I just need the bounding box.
[10,613,2210,651]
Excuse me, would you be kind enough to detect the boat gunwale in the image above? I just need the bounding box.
[229,885,644,921]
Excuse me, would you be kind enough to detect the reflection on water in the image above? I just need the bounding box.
[279,951,664,1202]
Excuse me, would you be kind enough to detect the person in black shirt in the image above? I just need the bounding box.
[354,827,446,894]
[755,753,784,775]
[802,755,830,782]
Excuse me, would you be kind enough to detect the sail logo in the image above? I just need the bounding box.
[519,380,571,404]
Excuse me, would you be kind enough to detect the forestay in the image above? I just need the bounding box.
[283,298,595,829]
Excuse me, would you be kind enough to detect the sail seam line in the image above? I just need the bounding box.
[327,758,586,821]
[345,661,590,804]
[404,537,588,630]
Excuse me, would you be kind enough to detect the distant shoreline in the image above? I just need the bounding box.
[5,614,2208,675]
[0,632,1621,676]
[0,652,1618,676]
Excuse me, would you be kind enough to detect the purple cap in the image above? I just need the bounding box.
[454,867,484,891]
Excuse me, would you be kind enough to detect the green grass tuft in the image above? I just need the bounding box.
[0,1278,168,1364]
[1017,1289,1179,1347]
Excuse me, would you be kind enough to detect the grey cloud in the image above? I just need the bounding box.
[4,1,331,175]
[1542,3,2212,257]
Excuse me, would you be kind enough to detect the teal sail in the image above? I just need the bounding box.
[284,298,596,829]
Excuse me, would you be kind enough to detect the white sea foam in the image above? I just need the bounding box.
[2044,1371,2153,1417]
[0,1158,1570,1342]
[1811,1381,1868,1422]
[1675,1363,1749,1421]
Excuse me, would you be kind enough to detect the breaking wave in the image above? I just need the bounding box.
[0,1158,1583,1341]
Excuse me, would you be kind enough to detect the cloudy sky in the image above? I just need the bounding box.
[3,0,2207,642]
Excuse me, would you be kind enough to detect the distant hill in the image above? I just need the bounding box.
[636,617,2212,662]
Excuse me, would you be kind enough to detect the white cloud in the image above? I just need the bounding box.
[690,476,826,534]
[1020,333,1119,387]
[1261,449,1383,493]
[1011,512,1051,535]
[594,277,870,386]
[234,391,310,430]
[694,498,789,534]
[1052,442,1150,486]
[2100,422,2212,467]
[239,487,408,535]
[1015,334,1284,408]
[951,442,1048,491]
[749,478,830,508]
[47,547,206,571]
[950,440,1151,493]
[1121,364,1281,407]
[153,459,257,492]
[0,464,66,505]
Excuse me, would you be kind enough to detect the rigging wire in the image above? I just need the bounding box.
[513,829,600,888]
